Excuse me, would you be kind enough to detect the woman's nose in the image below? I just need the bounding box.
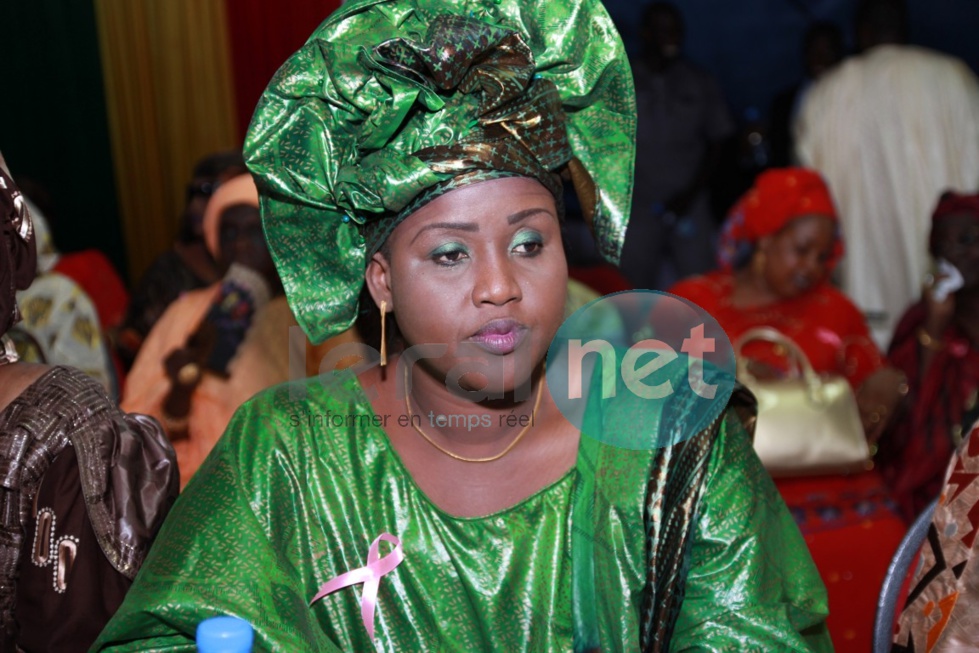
[472,253,522,306]
[231,236,251,259]
[800,253,824,279]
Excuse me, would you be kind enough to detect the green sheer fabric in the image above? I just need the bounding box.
[93,373,830,652]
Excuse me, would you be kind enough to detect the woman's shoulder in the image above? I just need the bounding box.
[198,370,389,508]
[888,299,928,353]
[134,285,219,356]
[236,368,367,418]
[14,365,113,416]
[164,284,221,315]
[667,272,731,310]
[805,283,871,325]
[809,282,859,306]
[1,364,173,458]
[0,362,53,411]
[223,370,377,458]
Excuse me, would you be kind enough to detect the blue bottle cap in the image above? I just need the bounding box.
[196,616,254,653]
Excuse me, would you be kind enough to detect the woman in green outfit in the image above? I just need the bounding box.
[94,0,831,651]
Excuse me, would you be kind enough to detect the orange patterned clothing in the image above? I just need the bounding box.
[894,422,979,651]
[122,286,300,488]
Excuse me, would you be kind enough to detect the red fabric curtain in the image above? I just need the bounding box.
[224,0,341,141]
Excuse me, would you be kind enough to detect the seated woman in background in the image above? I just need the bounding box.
[0,152,178,651]
[881,191,979,522]
[116,150,247,370]
[93,1,830,650]
[121,174,300,488]
[669,167,908,652]
[9,200,118,396]
[13,178,130,388]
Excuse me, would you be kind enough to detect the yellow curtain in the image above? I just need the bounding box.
[94,0,238,283]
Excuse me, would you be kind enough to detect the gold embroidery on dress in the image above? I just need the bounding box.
[71,315,99,348]
[19,296,53,327]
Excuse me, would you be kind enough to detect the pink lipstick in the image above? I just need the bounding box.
[467,318,528,355]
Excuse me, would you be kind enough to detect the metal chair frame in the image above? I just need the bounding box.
[873,499,938,653]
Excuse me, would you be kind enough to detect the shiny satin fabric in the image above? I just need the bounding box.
[80,412,180,578]
[94,373,830,652]
[0,366,179,640]
[0,161,36,337]
[244,0,635,345]
[0,367,178,580]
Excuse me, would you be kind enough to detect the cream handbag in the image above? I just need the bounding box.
[734,327,871,477]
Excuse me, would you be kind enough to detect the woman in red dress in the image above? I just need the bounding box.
[669,167,908,652]
[881,191,979,523]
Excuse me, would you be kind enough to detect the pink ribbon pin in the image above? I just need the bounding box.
[310,532,404,641]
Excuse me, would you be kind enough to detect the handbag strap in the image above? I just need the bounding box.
[732,326,818,385]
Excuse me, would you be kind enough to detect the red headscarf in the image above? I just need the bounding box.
[929,190,979,255]
[717,167,842,270]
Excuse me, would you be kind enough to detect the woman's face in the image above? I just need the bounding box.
[757,214,836,299]
[932,211,979,288]
[218,204,276,282]
[183,175,217,240]
[367,177,568,395]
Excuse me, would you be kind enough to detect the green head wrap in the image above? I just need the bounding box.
[245,0,635,344]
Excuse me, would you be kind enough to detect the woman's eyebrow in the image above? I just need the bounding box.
[409,208,553,244]
[411,221,479,244]
[508,208,553,224]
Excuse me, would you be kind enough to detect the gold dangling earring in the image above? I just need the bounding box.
[380,300,388,367]
[751,248,767,279]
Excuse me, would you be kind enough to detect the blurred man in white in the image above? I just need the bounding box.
[794,0,979,347]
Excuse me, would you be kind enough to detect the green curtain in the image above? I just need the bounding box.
[0,0,127,281]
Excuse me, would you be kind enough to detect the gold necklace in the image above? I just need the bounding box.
[402,364,545,463]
